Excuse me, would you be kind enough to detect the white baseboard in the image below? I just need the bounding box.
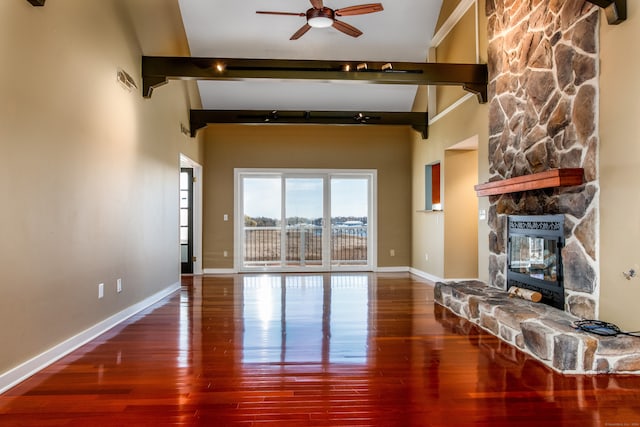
[409,268,444,284]
[408,268,481,286]
[376,266,410,273]
[0,282,181,395]
[203,268,236,275]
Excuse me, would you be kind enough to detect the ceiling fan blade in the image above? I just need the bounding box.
[335,3,384,16]
[256,11,306,16]
[310,0,324,9]
[290,23,312,40]
[332,20,363,38]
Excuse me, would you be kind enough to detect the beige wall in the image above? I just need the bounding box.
[0,1,202,375]
[202,125,413,269]
[412,97,488,280]
[435,0,464,33]
[599,3,640,329]
[444,149,478,278]
[435,6,478,114]
[412,0,489,281]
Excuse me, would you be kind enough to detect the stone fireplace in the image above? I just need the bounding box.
[485,0,599,318]
[434,0,640,375]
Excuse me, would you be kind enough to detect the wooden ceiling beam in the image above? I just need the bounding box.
[585,0,626,24]
[189,110,429,139]
[142,56,488,103]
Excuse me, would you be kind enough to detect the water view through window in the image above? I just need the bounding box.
[238,170,374,271]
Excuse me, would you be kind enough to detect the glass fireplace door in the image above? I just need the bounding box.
[506,214,565,310]
[508,235,558,282]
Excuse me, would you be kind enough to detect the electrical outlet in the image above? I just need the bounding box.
[223,214,229,221]
[116,278,122,293]
[390,249,395,257]
[98,283,104,299]
[425,253,429,261]
[223,250,228,257]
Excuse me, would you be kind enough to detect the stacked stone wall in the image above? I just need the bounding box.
[486,0,599,318]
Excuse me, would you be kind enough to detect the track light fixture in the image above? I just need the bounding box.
[354,113,371,123]
[264,111,279,122]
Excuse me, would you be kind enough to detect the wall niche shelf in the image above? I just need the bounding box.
[474,168,584,197]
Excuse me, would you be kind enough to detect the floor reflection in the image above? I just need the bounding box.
[241,274,370,364]
[2,273,640,426]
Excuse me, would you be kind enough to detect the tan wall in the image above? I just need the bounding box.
[435,6,478,114]
[412,97,488,279]
[0,1,202,375]
[599,3,640,329]
[202,125,413,269]
[444,149,478,278]
[412,0,489,281]
[435,0,464,33]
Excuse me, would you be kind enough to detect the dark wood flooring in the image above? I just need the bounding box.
[1,273,639,426]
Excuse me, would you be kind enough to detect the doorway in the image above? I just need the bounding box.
[180,167,194,274]
[180,154,203,275]
[235,169,376,272]
[443,137,478,278]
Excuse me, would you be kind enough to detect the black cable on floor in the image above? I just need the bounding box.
[573,319,640,337]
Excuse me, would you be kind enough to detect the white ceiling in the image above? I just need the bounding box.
[177,0,443,111]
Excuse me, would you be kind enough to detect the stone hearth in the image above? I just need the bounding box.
[435,281,640,374]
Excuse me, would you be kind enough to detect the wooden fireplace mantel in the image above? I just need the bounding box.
[474,168,584,197]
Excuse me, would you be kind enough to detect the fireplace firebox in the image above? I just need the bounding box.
[507,215,565,310]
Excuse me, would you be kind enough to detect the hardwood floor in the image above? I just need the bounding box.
[1,273,639,426]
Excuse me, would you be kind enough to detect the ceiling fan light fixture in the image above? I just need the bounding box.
[307,7,334,28]
[308,16,333,27]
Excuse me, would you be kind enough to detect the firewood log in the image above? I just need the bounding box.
[508,286,542,302]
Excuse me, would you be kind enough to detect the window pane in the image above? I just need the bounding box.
[180,172,189,190]
[243,177,282,266]
[180,208,189,227]
[180,190,189,208]
[331,178,368,265]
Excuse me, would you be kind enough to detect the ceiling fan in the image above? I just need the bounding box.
[256,1,384,40]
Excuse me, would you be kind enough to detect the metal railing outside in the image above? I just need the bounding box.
[243,225,367,266]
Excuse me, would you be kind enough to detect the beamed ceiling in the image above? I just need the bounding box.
[27,0,625,136]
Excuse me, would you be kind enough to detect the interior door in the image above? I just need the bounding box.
[180,168,194,274]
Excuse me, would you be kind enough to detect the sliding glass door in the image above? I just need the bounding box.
[330,176,370,268]
[236,169,375,272]
[285,177,325,268]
